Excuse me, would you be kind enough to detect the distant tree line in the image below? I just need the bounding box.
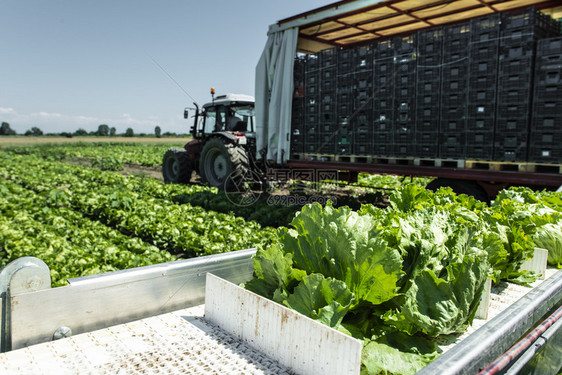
[0,122,185,137]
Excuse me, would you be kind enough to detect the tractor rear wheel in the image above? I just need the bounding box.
[199,138,249,190]
[162,148,193,183]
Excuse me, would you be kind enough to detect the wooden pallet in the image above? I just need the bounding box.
[293,153,562,174]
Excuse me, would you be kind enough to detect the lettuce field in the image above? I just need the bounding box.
[1,140,561,374]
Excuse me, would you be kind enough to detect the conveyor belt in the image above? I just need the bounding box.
[0,305,294,375]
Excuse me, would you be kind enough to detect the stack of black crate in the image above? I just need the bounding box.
[372,39,395,157]
[530,35,562,164]
[466,14,500,160]
[336,48,355,155]
[393,35,417,157]
[415,28,443,158]
[318,48,339,155]
[291,56,306,155]
[303,54,320,154]
[495,7,559,161]
[349,45,374,156]
[440,22,471,159]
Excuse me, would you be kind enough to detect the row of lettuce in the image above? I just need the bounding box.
[0,152,277,286]
[3,142,178,168]
[244,185,562,374]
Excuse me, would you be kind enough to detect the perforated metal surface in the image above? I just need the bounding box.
[0,305,294,375]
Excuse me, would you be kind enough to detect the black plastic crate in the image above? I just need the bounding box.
[496,116,530,133]
[499,55,534,72]
[374,74,394,89]
[394,143,416,157]
[374,60,394,75]
[305,82,321,97]
[353,142,372,155]
[466,145,494,160]
[305,55,319,73]
[394,110,414,124]
[354,130,372,143]
[530,131,562,145]
[493,146,528,162]
[394,85,416,100]
[442,90,468,106]
[470,60,498,77]
[417,66,442,83]
[533,99,562,116]
[443,21,471,51]
[335,145,352,155]
[416,118,440,132]
[537,36,562,56]
[497,73,533,92]
[528,146,562,163]
[534,84,562,102]
[395,71,417,87]
[394,120,416,135]
[469,88,496,103]
[372,131,393,143]
[418,80,441,95]
[534,67,562,87]
[439,143,465,159]
[499,44,535,60]
[497,87,532,104]
[469,73,498,90]
[318,47,338,68]
[417,53,442,69]
[442,79,469,93]
[354,72,374,90]
[531,115,562,132]
[417,27,443,54]
[416,144,439,158]
[394,34,417,54]
[338,49,354,74]
[440,117,467,132]
[501,7,560,34]
[417,94,441,109]
[354,45,374,71]
[468,103,496,119]
[535,53,562,71]
[416,131,439,144]
[495,132,528,149]
[337,100,354,116]
[467,117,495,131]
[470,42,500,61]
[374,39,394,60]
[373,95,394,110]
[372,142,394,157]
[497,102,531,119]
[470,13,501,41]
[466,130,494,146]
[500,29,539,48]
[443,64,469,80]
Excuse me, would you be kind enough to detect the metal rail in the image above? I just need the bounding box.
[417,269,562,375]
[0,249,256,352]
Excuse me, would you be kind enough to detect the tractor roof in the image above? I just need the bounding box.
[203,93,255,108]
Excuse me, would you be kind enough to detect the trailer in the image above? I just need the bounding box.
[165,0,562,199]
[0,250,561,374]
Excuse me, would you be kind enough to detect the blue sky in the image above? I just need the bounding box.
[1,0,329,135]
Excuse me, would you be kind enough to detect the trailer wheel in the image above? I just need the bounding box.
[199,137,249,190]
[426,178,488,202]
[162,148,193,183]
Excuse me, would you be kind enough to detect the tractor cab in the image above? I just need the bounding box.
[188,93,256,139]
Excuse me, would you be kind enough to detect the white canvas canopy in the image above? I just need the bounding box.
[255,27,298,164]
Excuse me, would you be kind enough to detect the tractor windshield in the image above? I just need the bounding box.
[230,105,255,132]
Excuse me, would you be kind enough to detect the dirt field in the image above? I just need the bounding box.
[0,136,191,148]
